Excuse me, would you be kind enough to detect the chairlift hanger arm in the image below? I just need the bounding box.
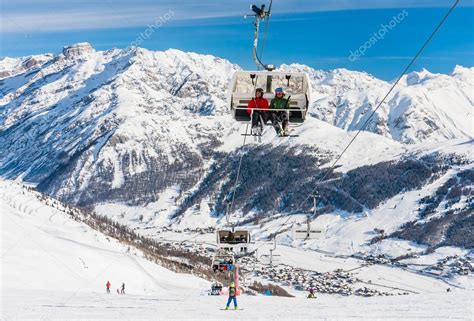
[246,1,274,71]
[252,18,270,71]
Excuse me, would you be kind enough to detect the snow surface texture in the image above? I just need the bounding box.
[1,180,472,320]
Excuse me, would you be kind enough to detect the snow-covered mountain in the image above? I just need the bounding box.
[280,64,473,144]
[0,43,472,251]
[1,45,473,320]
[1,43,238,206]
[0,179,205,293]
[0,53,54,79]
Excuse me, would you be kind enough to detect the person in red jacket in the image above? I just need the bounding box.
[106,280,111,293]
[247,88,269,135]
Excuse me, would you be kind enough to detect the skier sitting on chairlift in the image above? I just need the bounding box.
[221,260,233,271]
[270,87,290,136]
[247,88,269,136]
[226,259,234,271]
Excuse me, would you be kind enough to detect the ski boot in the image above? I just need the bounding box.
[275,126,282,136]
[252,125,263,142]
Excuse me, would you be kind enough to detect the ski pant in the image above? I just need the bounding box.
[270,111,289,132]
[226,296,237,308]
[251,111,269,128]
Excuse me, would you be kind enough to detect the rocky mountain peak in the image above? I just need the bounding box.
[404,68,437,86]
[62,42,95,58]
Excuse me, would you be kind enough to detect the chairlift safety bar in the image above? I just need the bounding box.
[235,107,302,112]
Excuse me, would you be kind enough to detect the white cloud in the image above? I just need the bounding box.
[1,0,472,33]
[1,8,175,32]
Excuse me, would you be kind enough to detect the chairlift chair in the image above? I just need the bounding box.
[209,281,223,295]
[211,248,235,273]
[216,229,250,244]
[228,71,311,124]
[229,1,311,126]
[292,223,325,240]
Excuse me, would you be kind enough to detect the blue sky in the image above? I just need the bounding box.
[1,0,473,80]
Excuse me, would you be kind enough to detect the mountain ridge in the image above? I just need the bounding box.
[0,43,472,231]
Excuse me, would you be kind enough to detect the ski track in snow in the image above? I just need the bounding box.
[2,289,472,320]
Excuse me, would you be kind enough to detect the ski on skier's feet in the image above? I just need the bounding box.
[242,133,263,142]
[243,129,263,142]
[277,129,298,138]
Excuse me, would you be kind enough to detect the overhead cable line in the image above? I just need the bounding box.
[254,0,460,248]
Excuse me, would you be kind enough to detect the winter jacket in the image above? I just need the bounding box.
[270,96,289,110]
[106,282,111,288]
[247,97,269,114]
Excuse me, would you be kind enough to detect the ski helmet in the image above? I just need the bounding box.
[275,87,284,93]
[230,282,235,287]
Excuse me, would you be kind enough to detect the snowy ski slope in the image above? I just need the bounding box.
[1,180,472,320]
